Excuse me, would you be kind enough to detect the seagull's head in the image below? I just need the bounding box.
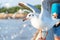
[23,13,37,21]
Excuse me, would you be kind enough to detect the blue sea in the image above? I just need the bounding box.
[0,19,37,40]
[0,19,59,40]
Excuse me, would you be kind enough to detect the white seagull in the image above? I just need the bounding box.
[19,0,59,39]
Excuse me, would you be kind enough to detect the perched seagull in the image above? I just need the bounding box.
[22,0,59,40]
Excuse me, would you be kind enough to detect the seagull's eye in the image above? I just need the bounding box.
[32,14,34,16]
[29,15,31,16]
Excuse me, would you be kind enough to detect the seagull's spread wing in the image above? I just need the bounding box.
[18,2,40,13]
[39,0,51,19]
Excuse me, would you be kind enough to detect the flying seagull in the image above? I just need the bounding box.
[19,0,59,40]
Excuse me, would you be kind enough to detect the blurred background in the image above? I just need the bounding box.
[0,0,41,40]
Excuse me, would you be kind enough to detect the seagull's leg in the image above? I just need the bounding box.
[40,29,42,38]
[32,29,48,40]
[43,31,48,40]
[46,31,48,35]
[39,29,48,40]
[39,29,45,40]
[42,31,48,40]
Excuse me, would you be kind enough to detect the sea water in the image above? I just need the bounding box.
[0,19,36,40]
[0,19,54,40]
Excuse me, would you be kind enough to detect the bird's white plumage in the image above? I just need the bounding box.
[19,0,59,31]
[25,0,59,31]
[26,13,59,31]
[19,0,59,39]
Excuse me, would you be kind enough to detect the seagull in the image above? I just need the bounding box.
[19,0,59,40]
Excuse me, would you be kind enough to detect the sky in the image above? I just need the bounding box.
[0,0,41,7]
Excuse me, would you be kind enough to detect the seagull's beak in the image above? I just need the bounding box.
[23,18,28,21]
[52,13,58,18]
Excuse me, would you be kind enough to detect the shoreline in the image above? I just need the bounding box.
[0,13,27,19]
